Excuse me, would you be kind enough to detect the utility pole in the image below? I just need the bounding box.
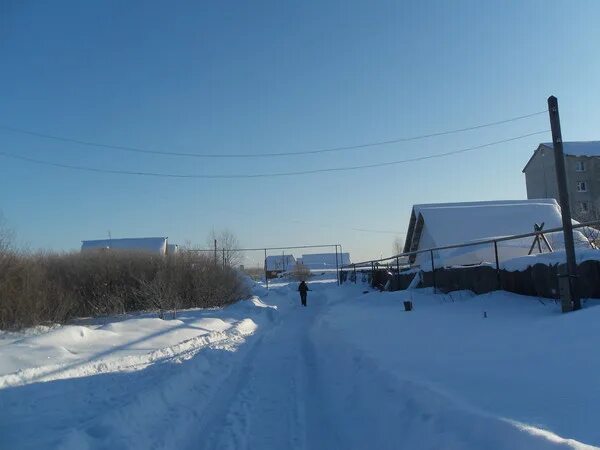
[548,95,580,312]
[214,239,217,265]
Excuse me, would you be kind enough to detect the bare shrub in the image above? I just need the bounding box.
[0,250,250,330]
[291,263,311,281]
[578,226,600,248]
[207,229,242,267]
[393,236,404,255]
[244,266,265,280]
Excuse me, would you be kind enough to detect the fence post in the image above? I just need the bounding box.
[371,261,375,288]
[494,240,501,290]
[430,250,436,294]
[353,264,357,284]
[264,248,268,290]
[335,245,340,286]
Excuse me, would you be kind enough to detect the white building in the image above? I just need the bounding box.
[299,252,351,269]
[81,237,175,255]
[403,199,590,268]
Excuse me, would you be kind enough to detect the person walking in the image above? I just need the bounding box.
[298,280,310,307]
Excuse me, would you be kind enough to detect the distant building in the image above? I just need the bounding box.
[523,142,600,222]
[300,252,351,269]
[403,199,590,267]
[265,254,296,278]
[81,237,176,256]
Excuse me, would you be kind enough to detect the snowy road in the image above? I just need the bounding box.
[1,277,598,449]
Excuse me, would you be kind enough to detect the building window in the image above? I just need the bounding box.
[575,161,586,172]
[578,201,589,213]
[577,181,587,192]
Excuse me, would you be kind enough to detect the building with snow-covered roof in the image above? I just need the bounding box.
[523,142,600,222]
[81,237,174,255]
[300,252,351,269]
[403,199,591,268]
[265,254,296,278]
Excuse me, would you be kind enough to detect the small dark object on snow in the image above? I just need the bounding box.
[483,311,487,318]
[362,290,369,294]
[403,301,413,312]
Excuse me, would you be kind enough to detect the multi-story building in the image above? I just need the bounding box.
[522,142,600,222]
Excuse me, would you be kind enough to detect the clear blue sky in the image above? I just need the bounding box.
[1,1,599,263]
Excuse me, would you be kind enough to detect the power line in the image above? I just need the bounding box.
[0,110,547,159]
[204,205,403,236]
[0,130,549,179]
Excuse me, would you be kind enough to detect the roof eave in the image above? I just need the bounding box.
[522,143,548,173]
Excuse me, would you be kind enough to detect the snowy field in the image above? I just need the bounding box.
[1,275,599,449]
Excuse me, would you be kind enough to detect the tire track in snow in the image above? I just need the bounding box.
[189,302,317,450]
[52,318,265,450]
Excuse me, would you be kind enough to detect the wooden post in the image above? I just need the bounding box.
[353,264,357,284]
[335,245,340,286]
[494,241,501,290]
[371,261,375,288]
[548,95,580,311]
[264,249,269,290]
[430,250,436,294]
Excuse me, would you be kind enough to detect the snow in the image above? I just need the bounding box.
[1,275,599,449]
[542,142,600,157]
[406,199,591,267]
[81,237,169,254]
[501,248,600,271]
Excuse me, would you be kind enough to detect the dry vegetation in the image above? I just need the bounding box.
[291,263,311,281]
[0,250,250,330]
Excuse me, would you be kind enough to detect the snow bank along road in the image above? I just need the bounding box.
[1,276,598,449]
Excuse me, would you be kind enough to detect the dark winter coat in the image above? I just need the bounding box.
[298,281,309,294]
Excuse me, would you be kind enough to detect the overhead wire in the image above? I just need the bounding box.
[0,130,549,179]
[0,110,547,158]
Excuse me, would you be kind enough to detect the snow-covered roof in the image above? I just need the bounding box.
[81,237,168,255]
[404,200,557,252]
[541,141,600,157]
[403,199,590,267]
[523,142,600,173]
[301,253,351,268]
[265,254,296,271]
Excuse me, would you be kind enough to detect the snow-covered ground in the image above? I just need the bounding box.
[1,275,598,449]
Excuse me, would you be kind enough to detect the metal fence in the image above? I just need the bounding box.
[341,219,600,292]
[189,243,344,288]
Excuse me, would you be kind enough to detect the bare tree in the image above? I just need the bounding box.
[577,204,600,248]
[0,212,15,254]
[207,229,242,267]
[291,263,311,281]
[392,236,404,255]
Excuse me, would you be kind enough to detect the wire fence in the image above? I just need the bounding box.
[341,220,600,292]
[188,243,343,288]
